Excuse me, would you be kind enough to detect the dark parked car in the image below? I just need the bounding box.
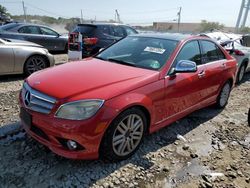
[71,23,138,57]
[0,23,68,53]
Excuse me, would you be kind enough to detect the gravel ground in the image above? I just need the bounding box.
[0,68,249,188]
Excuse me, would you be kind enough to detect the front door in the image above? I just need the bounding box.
[164,40,207,119]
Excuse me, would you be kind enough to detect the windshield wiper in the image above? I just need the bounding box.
[107,58,137,67]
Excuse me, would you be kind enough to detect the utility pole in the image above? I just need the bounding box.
[177,7,182,32]
[22,1,27,22]
[115,9,121,23]
[81,9,83,23]
[242,0,250,27]
[235,0,250,32]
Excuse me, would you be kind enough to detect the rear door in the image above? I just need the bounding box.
[199,40,227,98]
[164,40,207,118]
[0,41,15,74]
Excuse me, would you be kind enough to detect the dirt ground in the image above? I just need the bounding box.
[0,63,249,188]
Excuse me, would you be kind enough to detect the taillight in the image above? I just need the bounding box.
[83,38,98,45]
[234,49,245,56]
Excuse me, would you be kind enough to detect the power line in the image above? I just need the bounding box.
[25,2,69,18]
[0,1,21,3]
[122,8,179,15]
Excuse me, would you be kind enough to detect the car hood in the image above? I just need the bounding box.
[3,38,42,48]
[27,58,159,101]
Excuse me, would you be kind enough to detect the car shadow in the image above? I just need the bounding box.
[0,105,223,187]
[0,74,24,82]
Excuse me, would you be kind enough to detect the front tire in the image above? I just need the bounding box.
[24,55,47,76]
[100,108,147,161]
[215,81,231,108]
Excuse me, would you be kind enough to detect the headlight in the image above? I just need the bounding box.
[55,100,104,120]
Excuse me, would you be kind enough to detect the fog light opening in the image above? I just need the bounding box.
[67,140,78,150]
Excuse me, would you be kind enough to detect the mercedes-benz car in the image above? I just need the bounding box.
[19,34,236,161]
[0,38,54,76]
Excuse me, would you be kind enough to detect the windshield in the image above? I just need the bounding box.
[96,36,178,70]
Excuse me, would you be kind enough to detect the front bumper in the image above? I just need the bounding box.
[19,98,114,160]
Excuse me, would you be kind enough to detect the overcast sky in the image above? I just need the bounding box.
[0,0,244,26]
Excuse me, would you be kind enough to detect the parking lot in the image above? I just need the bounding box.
[0,54,249,187]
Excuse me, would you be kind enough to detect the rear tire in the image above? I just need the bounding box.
[100,108,147,162]
[24,55,48,76]
[215,81,231,108]
[236,63,246,84]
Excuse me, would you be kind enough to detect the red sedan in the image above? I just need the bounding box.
[19,34,237,161]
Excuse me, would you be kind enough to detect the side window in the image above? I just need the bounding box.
[18,26,40,34]
[175,40,202,65]
[110,26,125,37]
[99,25,110,35]
[124,26,137,35]
[40,27,58,36]
[201,40,224,63]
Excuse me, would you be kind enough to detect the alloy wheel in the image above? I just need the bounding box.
[25,56,47,75]
[112,114,144,157]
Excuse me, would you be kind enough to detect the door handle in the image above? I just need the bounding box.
[198,70,206,78]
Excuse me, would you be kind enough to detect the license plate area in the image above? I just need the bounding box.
[20,107,32,129]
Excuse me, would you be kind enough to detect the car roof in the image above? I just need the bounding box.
[129,33,192,41]
[3,22,51,28]
[77,23,131,27]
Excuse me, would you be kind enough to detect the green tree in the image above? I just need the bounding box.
[200,20,224,32]
[0,5,7,15]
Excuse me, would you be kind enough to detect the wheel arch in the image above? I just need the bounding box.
[23,54,50,73]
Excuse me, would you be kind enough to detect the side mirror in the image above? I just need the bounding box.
[169,60,197,76]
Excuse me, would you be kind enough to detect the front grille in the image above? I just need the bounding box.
[21,82,57,114]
